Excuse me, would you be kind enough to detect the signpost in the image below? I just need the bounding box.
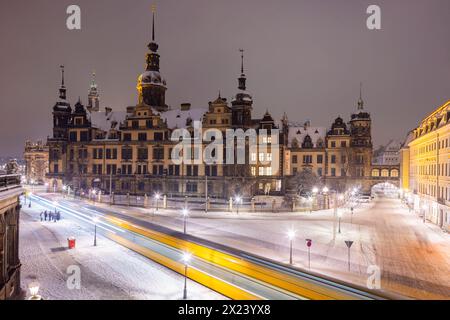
[345,240,354,271]
[306,239,312,269]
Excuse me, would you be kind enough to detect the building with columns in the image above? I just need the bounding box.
[46,11,382,203]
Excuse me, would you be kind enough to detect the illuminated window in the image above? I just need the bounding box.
[251,153,257,162]
[259,167,264,175]
[259,153,264,162]
[266,167,272,176]
[266,153,272,162]
[251,166,256,176]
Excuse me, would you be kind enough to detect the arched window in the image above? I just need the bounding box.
[381,169,389,177]
[371,169,379,177]
[390,169,399,177]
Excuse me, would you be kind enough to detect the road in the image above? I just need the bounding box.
[33,192,450,299]
[19,202,224,300]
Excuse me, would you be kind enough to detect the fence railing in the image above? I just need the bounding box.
[0,174,21,190]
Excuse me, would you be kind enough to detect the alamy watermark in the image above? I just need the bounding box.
[170,121,280,173]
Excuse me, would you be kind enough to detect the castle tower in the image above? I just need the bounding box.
[231,49,253,128]
[87,71,100,112]
[349,83,373,186]
[52,65,72,140]
[136,6,168,112]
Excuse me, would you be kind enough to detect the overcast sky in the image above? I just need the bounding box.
[1,0,449,157]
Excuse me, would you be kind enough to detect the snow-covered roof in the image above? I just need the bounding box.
[138,70,167,87]
[288,122,326,148]
[89,109,127,131]
[384,140,402,152]
[159,107,208,129]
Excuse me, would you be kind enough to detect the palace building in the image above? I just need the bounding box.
[24,140,49,185]
[400,100,450,231]
[46,11,379,202]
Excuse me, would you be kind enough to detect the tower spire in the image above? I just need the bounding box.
[151,4,156,42]
[357,82,364,110]
[91,70,96,87]
[59,65,67,100]
[240,48,244,74]
[238,49,246,91]
[146,5,160,70]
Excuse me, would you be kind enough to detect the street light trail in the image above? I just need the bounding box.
[30,194,301,300]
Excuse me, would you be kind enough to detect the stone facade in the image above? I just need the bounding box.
[0,175,22,300]
[46,12,380,200]
[24,140,49,185]
[401,100,450,231]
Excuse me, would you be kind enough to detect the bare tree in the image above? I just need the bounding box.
[286,168,322,197]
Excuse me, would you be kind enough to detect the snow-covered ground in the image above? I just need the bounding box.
[48,193,450,300]
[19,203,224,300]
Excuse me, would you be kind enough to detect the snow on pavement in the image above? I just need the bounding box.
[74,194,450,300]
[19,203,225,300]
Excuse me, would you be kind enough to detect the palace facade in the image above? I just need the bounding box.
[24,140,49,185]
[400,100,450,231]
[46,12,378,201]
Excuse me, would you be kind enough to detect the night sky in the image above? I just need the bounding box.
[1,0,449,157]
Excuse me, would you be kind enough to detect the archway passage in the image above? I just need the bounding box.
[371,182,400,198]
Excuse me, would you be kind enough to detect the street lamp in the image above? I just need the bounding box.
[235,195,242,214]
[28,282,42,300]
[287,229,296,265]
[322,186,329,209]
[93,217,99,246]
[182,252,191,300]
[312,187,319,194]
[154,193,161,212]
[337,209,343,233]
[182,208,189,234]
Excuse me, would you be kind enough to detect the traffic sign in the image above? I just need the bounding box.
[345,240,353,248]
[306,239,312,247]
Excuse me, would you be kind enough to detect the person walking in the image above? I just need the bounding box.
[44,211,48,221]
[40,212,43,221]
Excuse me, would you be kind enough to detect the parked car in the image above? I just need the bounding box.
[359,195,371,203]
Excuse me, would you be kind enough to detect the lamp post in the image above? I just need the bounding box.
[28,282,42,300]
[338,194,344,206]
[312,187,318,211]
[182,252,191,300]
[155,193,161,213]
[235,196,242,215]
[93,217,99,246]
[182,208,189,234]
[287,229,296,265]
[337,209,342,234]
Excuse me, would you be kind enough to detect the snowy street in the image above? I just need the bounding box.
[37,193,450,300]
[19,202,224,300]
